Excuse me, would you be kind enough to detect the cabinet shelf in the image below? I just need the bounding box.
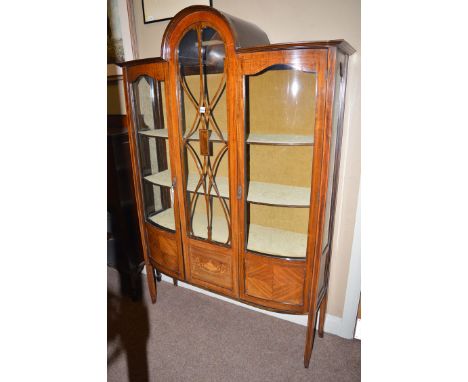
[139,129,169,138]
[144,170,229,197]
[246,133,314,146]
[145,170,311,207]
[144,170,173,188]
[149,208,176,231]
[149,207,229,243]
[139,130,314,146]
[247,224,307,258]
[247,181,310,207]
[149,208,306,258]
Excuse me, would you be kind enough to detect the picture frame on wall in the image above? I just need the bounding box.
[142,0,213,24]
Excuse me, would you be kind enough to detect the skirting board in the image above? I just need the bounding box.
[354,319,361,340]
[148,271,345,337]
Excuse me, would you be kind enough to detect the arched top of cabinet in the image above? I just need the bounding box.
[161,5,270,60]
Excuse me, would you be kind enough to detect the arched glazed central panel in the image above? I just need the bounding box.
[177,25,231,246]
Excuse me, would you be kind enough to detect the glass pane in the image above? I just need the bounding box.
[317,251,327,295]
[246,65,316,140]
[247,204,309,258]
[248,145,313,203]
[244,65,316,258]
[321,59,343,251]
[131,75,173,231]
[317,57,345,304]
[178,26,230,246]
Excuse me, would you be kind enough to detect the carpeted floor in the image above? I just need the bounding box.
[108,267,360,382]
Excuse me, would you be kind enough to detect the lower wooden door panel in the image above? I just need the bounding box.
[146,223,183,278]
[242,252,306,312]
[146,223,307,312]
[185,240,237,297]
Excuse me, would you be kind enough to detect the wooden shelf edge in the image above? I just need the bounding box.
[246,133,314,146]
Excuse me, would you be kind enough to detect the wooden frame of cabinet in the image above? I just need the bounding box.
[120,5,355,368]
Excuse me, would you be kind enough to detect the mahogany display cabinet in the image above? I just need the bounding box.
[120,5,355,367]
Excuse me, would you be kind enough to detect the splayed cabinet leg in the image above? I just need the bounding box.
[145,263,157,303]
[318,293,328,338]
[173,278,178,286]
[304,308,318,368]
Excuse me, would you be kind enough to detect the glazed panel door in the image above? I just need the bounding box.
[125,60,185,279]
[169,22,240,296]
[178,27,231,246]
[237,49,329,312]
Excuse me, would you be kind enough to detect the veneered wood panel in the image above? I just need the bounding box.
[274,266,305,304]
[146,222,180,275]
[245,258,273,297]
[245,253,305,306]
[126,62,167,83]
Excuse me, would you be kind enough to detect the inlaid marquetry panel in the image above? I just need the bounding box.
[189,244,232,290]
[245,253,305,305]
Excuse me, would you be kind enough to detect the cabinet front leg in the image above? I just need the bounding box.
[318,293,328,338]
[303,309,318,368]
[172,278,178,286]
[145,263,157,304]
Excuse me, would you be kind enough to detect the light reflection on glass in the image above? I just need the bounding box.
[291,78,300,98]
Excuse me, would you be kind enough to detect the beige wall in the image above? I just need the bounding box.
[132,0,361,317]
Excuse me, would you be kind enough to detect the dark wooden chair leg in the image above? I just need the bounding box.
[173,278,178,286]
[318,293,328,338]
[145,263,157,304]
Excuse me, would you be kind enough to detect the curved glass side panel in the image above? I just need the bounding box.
[321,60,343,252]
[318,56,346,300]
[178,26,230,246]
[244,65,317,259]
[131,75,174,232]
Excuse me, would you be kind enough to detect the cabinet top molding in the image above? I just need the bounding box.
[237,40,356,55]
